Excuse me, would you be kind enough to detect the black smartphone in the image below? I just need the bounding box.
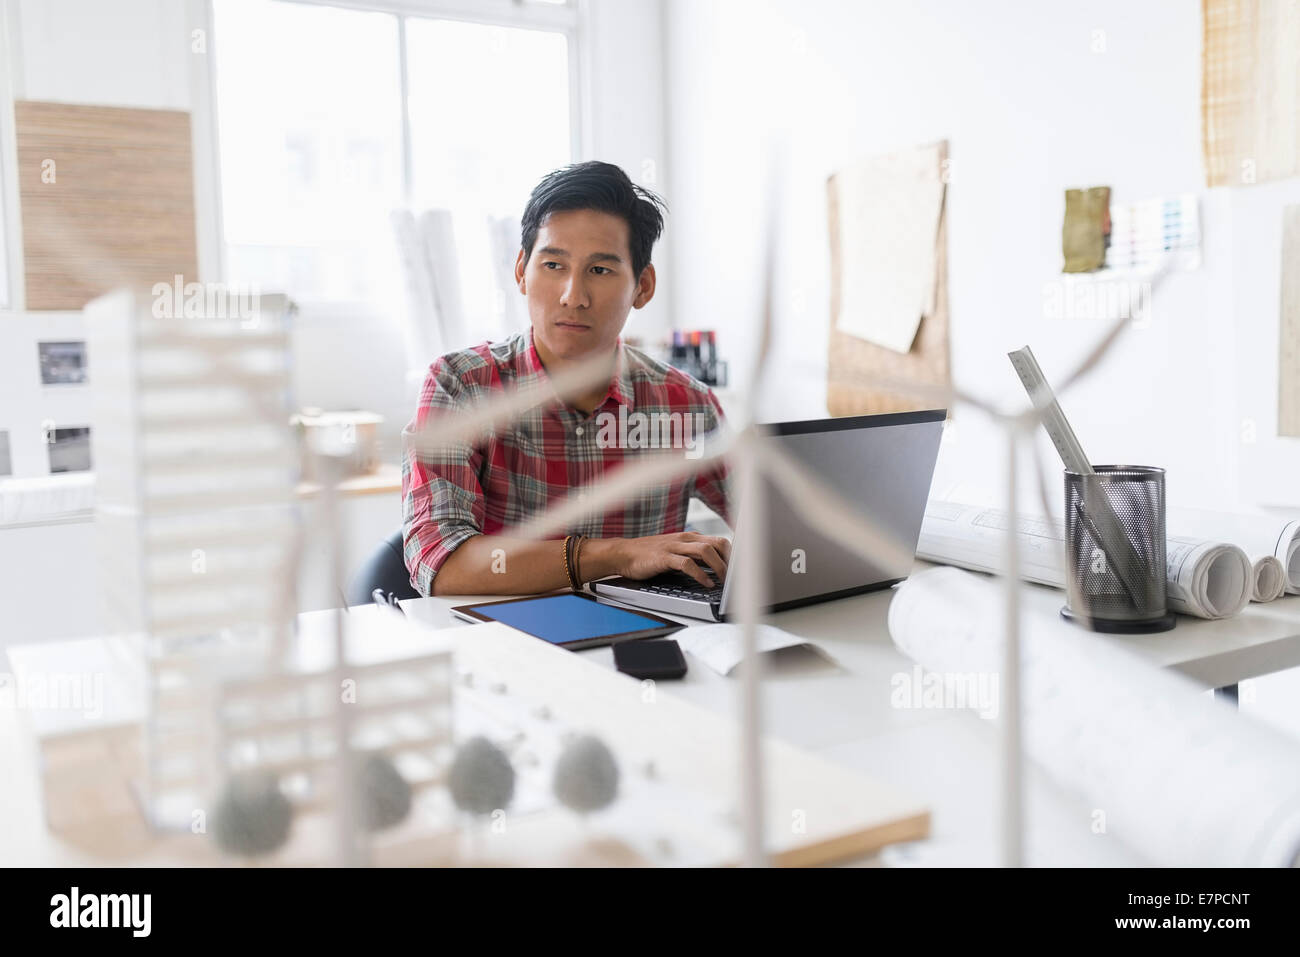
[613,638,687,680]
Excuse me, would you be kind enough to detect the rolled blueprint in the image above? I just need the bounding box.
[888,566,1300,867]
[1167,507,1300,596]
[917,500,1253,619]
[1164,536,1253,619]
[1253,555,1288,603]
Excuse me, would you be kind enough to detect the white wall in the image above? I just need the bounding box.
[1227,176,1300,508]
[663,0,1296,514]
[10,0,192,109]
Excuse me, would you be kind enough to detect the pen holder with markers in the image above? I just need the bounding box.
[1060,465,1176,633]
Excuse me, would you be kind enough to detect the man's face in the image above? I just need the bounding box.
[515,208,655,362]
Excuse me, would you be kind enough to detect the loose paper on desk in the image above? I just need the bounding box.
[676,624,839,676]
[832,142,945,353]
[889,566,1300,867]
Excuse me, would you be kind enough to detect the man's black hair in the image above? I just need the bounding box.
[520,161,667,279]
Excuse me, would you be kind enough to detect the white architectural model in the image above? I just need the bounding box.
[83,287,454,859]
[86,287,301,828]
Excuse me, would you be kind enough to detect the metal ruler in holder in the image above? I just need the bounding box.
[1008,345,1156,614]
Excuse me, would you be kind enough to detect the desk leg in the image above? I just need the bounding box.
[1214,684,1239,708]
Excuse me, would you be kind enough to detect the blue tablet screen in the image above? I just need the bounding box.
[472,594,668,644]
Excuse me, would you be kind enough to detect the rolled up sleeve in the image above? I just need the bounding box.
[402,360,486,596]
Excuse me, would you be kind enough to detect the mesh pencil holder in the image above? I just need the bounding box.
[1060,465,1177,634]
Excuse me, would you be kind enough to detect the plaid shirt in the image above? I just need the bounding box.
[402,328,731,595]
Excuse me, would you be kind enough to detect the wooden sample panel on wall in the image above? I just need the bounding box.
[827,140,950,416]
[15,101,198,310]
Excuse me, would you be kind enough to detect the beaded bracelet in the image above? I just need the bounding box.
[562,534,577,590]
[572,535,588,589]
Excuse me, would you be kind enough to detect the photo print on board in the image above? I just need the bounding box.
[48,426,91,473]
[38,340,88,385]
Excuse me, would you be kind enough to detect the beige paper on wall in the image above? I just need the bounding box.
[832,142,945,353]
[827,140,950,417]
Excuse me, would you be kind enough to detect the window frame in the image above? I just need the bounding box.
[197,0,590,309]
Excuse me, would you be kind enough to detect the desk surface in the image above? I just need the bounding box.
[405,583,1130,866]
[401,562,1300,866]
[987,565,1300,689]
[5,560,1297,867]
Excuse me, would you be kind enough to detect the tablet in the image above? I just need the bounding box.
[450,592,684,650]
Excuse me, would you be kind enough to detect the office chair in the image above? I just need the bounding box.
[346,528,421,607]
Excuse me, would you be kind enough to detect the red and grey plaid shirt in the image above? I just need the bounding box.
[402,328,731,595]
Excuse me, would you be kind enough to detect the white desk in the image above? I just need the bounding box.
[402,563,1300,866]
[4,563,1297,867]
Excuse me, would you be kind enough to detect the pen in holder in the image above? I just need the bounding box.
[1061,465,1177,633]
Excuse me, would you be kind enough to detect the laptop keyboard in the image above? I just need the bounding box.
[630,569,723,603]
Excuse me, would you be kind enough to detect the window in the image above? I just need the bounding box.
[406,17,572,333]
[406,18,571,215]
[213,0,405,306]
[211,0,579,309]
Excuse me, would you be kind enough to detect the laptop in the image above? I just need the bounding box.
[590,409,947,621]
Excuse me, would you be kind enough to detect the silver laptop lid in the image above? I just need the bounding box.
[718,409,946,616]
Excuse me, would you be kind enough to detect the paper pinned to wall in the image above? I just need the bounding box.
[830,142,946,353]
[1105,193,1201,272]
[1280,205,1300,438]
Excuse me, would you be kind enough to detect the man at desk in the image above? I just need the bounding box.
[402,161,732,597]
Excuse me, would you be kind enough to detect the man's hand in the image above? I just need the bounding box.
[597,531,731,588]
[430,530,732,597]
